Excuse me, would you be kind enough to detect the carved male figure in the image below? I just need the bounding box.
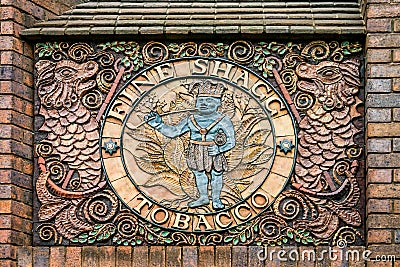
[145,80,236,210]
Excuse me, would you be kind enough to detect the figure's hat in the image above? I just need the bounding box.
[189,80,226,98]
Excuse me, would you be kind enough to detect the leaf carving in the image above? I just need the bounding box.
[164,137,187,174]
[134,155,170,174]
[143,172,186,197]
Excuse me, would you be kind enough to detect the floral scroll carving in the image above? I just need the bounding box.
[34,40,364,246]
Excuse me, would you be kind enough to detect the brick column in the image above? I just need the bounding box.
[366,0,400,264]
[0,1,81,266]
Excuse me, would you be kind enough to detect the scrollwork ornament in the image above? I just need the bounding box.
[199,43,228,57]
[168,42,198,58]
[83,190,119,223]
[90,51,115,67]
[333,160,351,185]
[37,223,62,244]
[142,41,169,65]
[332,227,362,247]
[81,89,103,110]
[36,142,53,158]
[346,146,363,159]
[258,215,287,242]
[273,191,316,221]
[294,92,315,111]
[96,69,116,93]
[279,69,298,94]
[228,40,255,64]
[114,213,139,239]
[301,40,330,61]
[46,160,65,184]
[68,43,95,63]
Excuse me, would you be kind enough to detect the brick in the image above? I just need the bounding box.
[49,247,65,267]
[367,245,400,258]
[0,215,32,234]
[367,169,392,183]
[198,246,213,267]
[82,247,98,267]
[367,214,400,229]
[0,36,23,53]
[182,247,197,267]
[393,138,400,152]
[369,230,393,243]
[0,170,32,190]
[367,18,392,32]
[232,246,247,267]
[0,199,32,219]
[368,153,400,167]
[368,123,400,137]
[165,246,181,267]
[149,246,165,267]
[0,51,33,73]
[0,259,16,267]
[0,244,16,260]
[367,199,392,213]
[368,63,400,78]
[0,123,33,146]
[1,21,24,37]
[366,79,392,93]
[369,184,400,198]
[393,78,400,92]
[0,110,33,131]
[65,247,81,267]
[395,19,400,32]
[0,229,32,246]
[368,34,400,48]
[33,247,49,267]
[0,155,33,175]
[132,246,147,267]
[394,169,400,183]
[0,184,32,205]
[116,246,131,267]
[98,246,115,267]
[248,246,264,267]
[367,108,391,122]
[215,246,231,267]
[0,81,33,102]
[367,4,400,18]
[367,49,392,63]
[0,140,33,160]
[367,138,392,153]
[395,230,400,244]
[17,246,32,267]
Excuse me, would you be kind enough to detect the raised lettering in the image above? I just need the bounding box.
[251,191,269,209]
[234,203,252,221]
[194,214,213,231]
[150,207,169,224]
[210,61,235,80]
[193,59,208,74]
[232,69,249,88]
[154,63,174,81]
[215,211,233,228]
[173,213,191,230]
[134,197,153,215]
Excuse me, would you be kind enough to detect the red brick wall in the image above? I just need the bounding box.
[365,1,400,265]
[0,0,82,266]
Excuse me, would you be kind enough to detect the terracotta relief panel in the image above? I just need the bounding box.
[33,40,364,246]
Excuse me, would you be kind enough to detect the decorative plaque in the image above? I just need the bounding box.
[34,40,364,246]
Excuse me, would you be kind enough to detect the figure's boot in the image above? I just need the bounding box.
[188,171,209,208]
[211,170,225,210]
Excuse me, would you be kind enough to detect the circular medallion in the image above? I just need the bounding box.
[101,58,297,232]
